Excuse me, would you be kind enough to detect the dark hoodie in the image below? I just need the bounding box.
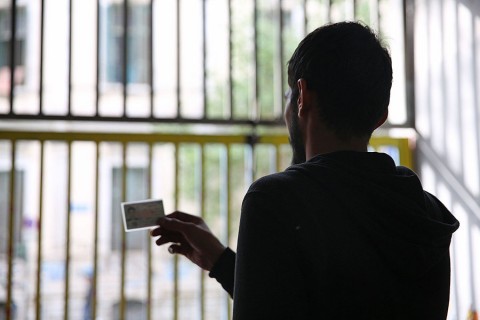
[210,151,459,320]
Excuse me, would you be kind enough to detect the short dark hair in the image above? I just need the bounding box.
[287,22,392,139]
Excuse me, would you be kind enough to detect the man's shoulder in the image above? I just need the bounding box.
[248,169,299,190]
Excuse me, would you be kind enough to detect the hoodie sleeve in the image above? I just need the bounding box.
[233,189,309,320]
[208,247,236,297]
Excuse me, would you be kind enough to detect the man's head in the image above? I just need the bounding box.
[285,22,392,164]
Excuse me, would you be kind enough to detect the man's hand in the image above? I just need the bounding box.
[150,211,226,271]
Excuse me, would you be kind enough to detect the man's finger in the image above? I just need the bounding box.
[150,227,162,237]
[157,217,195,234]
[151,227,182,238]
[168,243,191,256]
[168,211,202,224]
[155,234,184,246]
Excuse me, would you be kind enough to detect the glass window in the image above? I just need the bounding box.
[104,4,149,84]
[0,7,26,95]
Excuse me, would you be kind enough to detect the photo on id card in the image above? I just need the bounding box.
[121,199,165,232]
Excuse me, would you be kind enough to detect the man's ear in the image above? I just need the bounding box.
[374,109,389,130]
[296,78,311,118]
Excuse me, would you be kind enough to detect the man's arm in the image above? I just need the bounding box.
[150,211,235,297]
[233,191,308,319]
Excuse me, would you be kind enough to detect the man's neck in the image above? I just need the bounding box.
[305,131,369,161]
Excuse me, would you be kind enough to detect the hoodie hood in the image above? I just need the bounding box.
[289,151,459,279]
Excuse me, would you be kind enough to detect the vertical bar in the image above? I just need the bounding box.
[200,145,206,320]
[471,6,480,197]
[91,142,100,320]
[403,0,416,129]
[67,0,73,116]
[451,236,460,320]
[35,141,45,320]
[303,0,308,36]
[122,0,128,116]
[439,0,448,166]
[227,0,234,119]
[6,141,16,319]
[202,0,207,119]
[146,142,153,320]
[39,0,45,115]
[253,0,259,121]
[245,142,255,186]
[276,0,285,118]
[226,145,232,320]
[120,143,127,320]
[454,0,464,180]
[352,0,358,20]
[275,144,282,173]
[327,0,333,23]
[149,0,154,118]
[173,143,180,320]
[64,142,72,320]
[9,0,17,114]
[95,0,100,117]
[176,0,181,118]
[467,217,478,312]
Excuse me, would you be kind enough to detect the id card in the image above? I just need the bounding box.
[121,199,165,232]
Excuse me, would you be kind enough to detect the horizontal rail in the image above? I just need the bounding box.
[0,130,411,150]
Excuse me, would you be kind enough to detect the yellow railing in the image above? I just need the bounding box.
[0,131,412,319]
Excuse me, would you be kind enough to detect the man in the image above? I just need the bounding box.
[151,22,459,319]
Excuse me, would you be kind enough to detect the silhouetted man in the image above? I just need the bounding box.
[151,21,459,319]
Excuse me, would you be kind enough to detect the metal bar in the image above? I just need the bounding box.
[64,142,72,320]
[450,232,461,319]
[303,0,308,36]
[327,0,332,23]
[122,0,128,117]
[176,0,181,118]
[149,0,154,118]
[471,3,480,213]
[202,0,207,119]
[95,0,100,117]
[403,0,416,129]
[6,141,16,319]
[439,0,448,170]
[352,0,357,20]
[92,141,100,320]
[35,141,45,320]
[0,131,410,150]
[9,0,17,114]
[200,144,206,320]
[228,0,233,119]
[120,143,127,320]
[0,113,292,126]
[147,142,153,320]
[276,0,284,119]
[275,144,282,172]
[226,145,232,319]
[0,131,246,143]
[253,0,259,121]
[67,0,73,116]
[453,0,464,182]
[39,0,45,115]
[174,143,180,320]
[467,217,478,312]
